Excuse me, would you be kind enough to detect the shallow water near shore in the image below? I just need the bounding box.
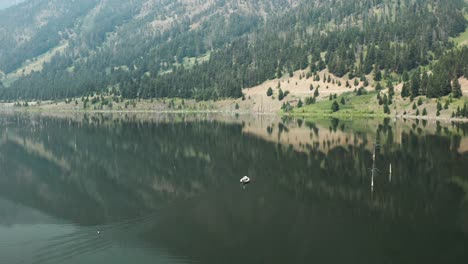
[1,113,468,264]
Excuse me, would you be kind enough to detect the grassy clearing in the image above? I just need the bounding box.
[160,52,211,76]
[181,52,211,68]
[288,89,468,120]
[290,91,385,117]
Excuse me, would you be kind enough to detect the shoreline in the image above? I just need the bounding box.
[1,105,468,123]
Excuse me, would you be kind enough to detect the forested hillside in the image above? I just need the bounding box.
[0,0,467,102]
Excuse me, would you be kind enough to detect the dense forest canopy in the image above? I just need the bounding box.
[0,0,467,101]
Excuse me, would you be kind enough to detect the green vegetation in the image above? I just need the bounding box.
[452,14,468,46]
[0,0,467,102]
[278,89,285,101]
[454,103,468,118]
[297,99,303,108]
[331,101,340,112]
[290,92,384,117]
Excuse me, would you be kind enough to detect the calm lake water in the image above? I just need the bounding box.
[1,113,468,264]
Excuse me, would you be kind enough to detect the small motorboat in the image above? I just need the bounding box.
[240,176,251,184]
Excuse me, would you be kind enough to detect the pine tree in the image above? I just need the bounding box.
[314,88,319,98]
[383,94,388,105]
[452,78,462,98]
[278,88,284,101]
[402,71,410,82]
[374,69,382,81]
[437,101,442,112]
[401,82,410,98]
[420,72,428,96]
[297,99,303,108]
[331,100,340,112]
[387,81,394,96]
[410,72,420,100]
[383,103,390,114]
[267,87,273,96]
[375,82,383,91]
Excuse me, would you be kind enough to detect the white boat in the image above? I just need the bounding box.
[240,176,251,184]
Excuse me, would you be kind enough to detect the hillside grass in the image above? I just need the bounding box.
[288,89,468,119]
[290,91,385,117]
[181,52,211,68]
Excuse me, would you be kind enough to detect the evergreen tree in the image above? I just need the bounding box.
[387,81,394,96]
[420,72,428,96]
[401,82,410,98]
[267,87,273,97]
[278,88,284,101]
[374,69,382,82]
[452,78,462,98]
[364,79,369,87]
[410,73,420,100]
[375,82,383,91]
[383,94,388,105]
[402,71,410,82]
[314,88,319,98]
[331,100,340,112]
[297,99,303,108]
[383,103,390,114]
[437,101,442,112]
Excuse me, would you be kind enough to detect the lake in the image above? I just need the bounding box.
[0,113,468,264]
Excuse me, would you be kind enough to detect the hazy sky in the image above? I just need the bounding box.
[0,0,25,10]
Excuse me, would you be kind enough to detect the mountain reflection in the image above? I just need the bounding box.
[0,113,468,264]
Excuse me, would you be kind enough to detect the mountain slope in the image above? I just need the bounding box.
[0,0,467,102]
